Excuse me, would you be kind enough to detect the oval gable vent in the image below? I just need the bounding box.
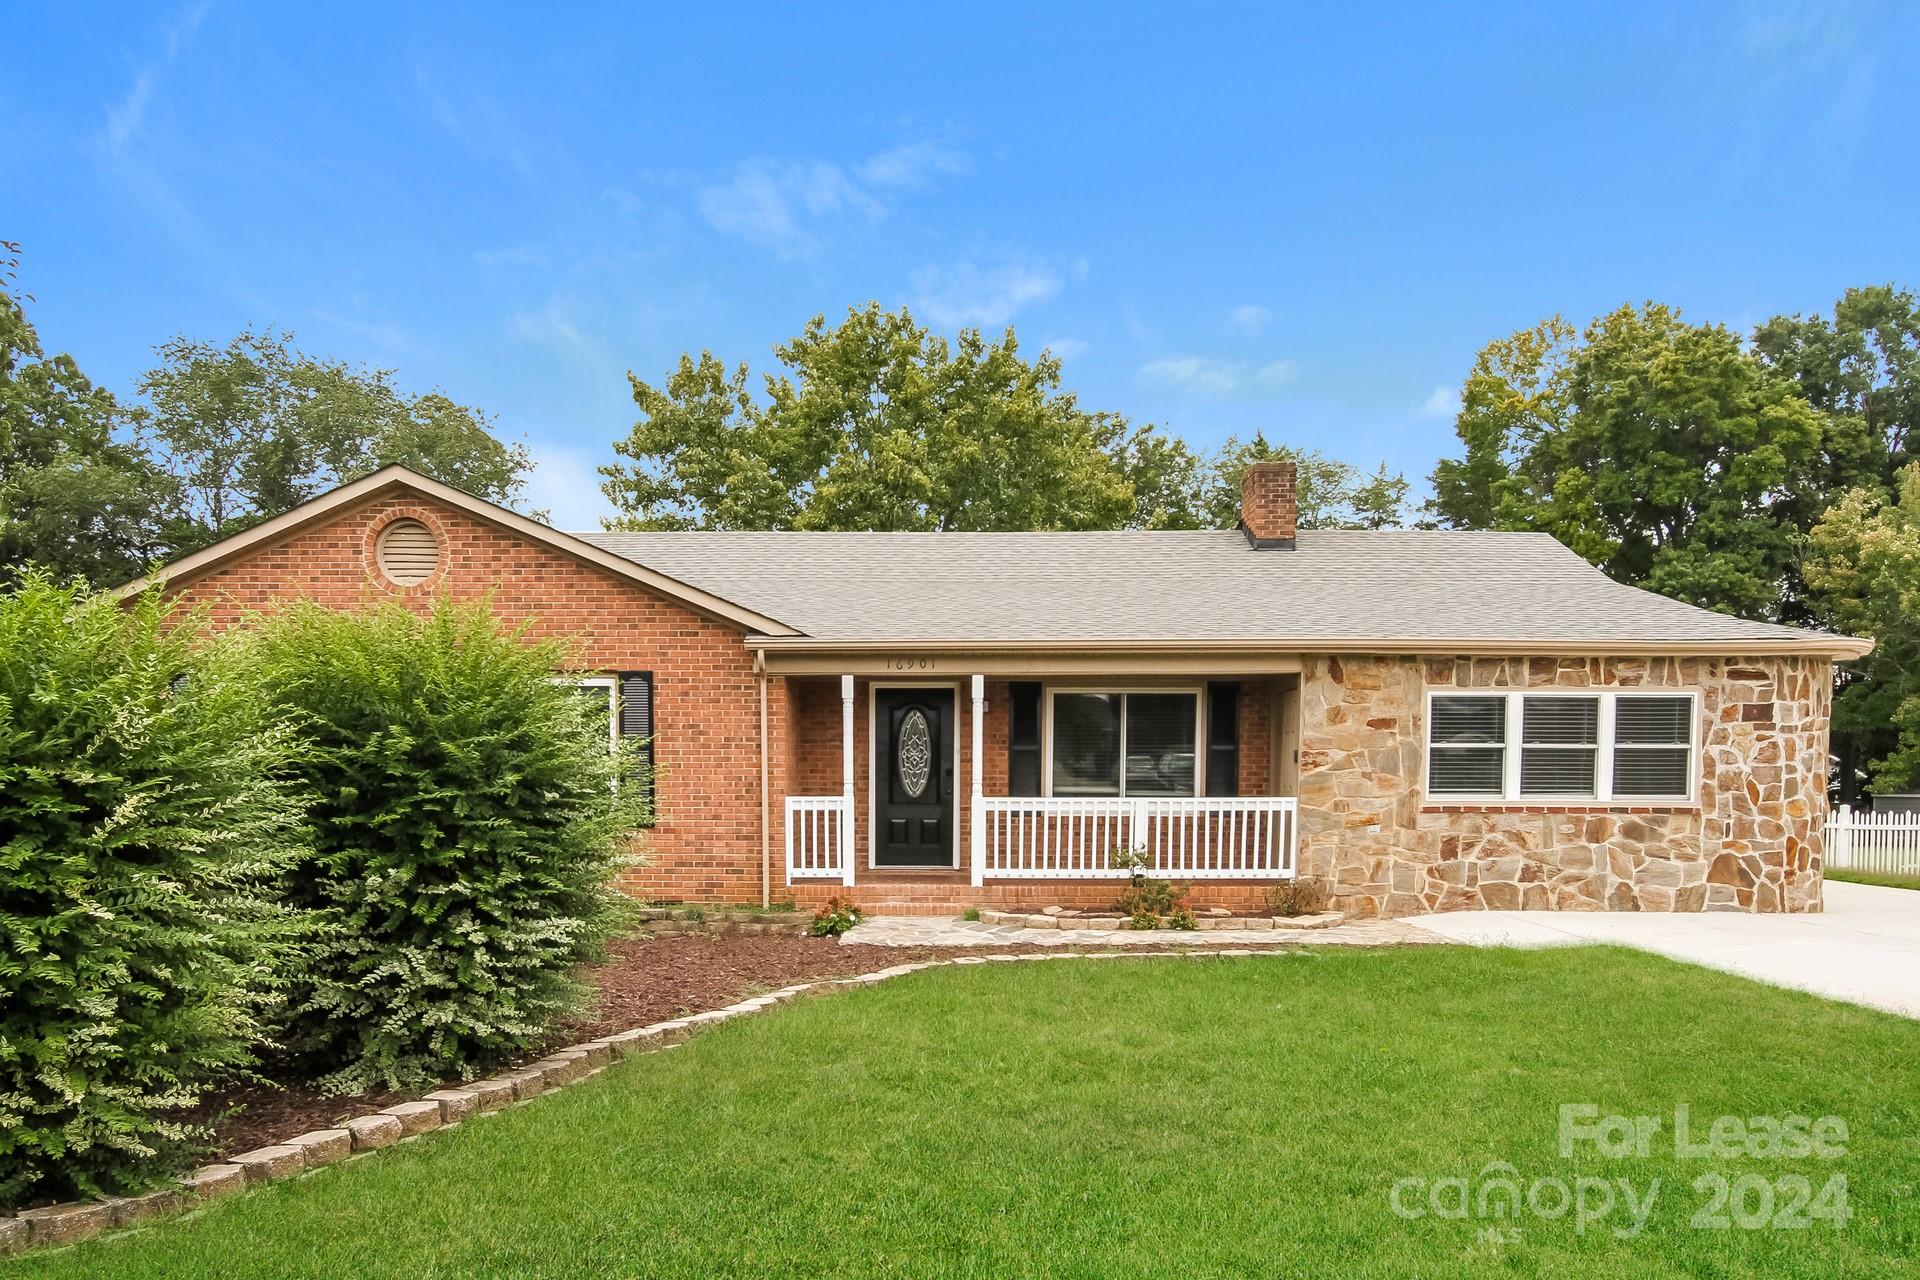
[376,519,440,586]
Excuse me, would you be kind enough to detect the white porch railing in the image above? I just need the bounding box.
[785,796,850,882]
[1827,805,1920,877]
[975,796,1297,883]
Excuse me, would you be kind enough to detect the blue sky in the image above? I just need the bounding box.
[6,2,1917,527]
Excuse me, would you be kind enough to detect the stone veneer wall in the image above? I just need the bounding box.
[1295,655,1831,917]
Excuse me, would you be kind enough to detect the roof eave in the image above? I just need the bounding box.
[744,635,1874,660]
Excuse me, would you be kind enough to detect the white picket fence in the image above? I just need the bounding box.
[1826,805,1920,877]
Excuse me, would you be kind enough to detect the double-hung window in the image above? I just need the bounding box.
[1048,690,1200,797]
[1426,690,1697,803]
[559,672,656,818]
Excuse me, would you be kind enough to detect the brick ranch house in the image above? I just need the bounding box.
[121,461,1871,918]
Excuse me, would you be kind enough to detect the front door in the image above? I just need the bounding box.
[874,687,954,867]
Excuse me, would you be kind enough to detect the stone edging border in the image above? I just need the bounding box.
[0,946,1308,1258]
[977,908,1345,932]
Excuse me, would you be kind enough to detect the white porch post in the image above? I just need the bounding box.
[840,674,856,887]
[970,674,986,887]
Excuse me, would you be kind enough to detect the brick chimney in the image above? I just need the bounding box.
[1239,459,1297,548]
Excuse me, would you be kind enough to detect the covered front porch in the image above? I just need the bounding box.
[760,650,1303,908]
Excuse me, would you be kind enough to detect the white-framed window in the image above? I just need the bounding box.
[1424,689,1698,803]
[1046,689,1202,797]
[558,675,620,754]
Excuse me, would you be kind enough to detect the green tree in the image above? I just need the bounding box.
[1427,303,1830,618]
[1752,284,1918,482]
[0,257,173,586]
[1806,463,1920,793]
[604,303,1408,534]
[142,329,531,551]
[603,304,1139,531]
[1204,434,1410,530]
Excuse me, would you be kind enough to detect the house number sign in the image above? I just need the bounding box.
[884,655,938,670]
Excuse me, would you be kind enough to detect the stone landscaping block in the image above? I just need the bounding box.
[378,1100,443,1137]
[0,1215,26,1256]
[1271,911,1343,930]
[107,1187,187,1228]
[21,1202,113,1247]
[231,1144,306,1183]
[1239,916,1275,930]
[464,1076,521,1109]
[650,1019,693,1042]
[502,1070,548,1102]
[285,1129,352,1166]
[533,1054,588,1086]
[179,1163,248,1199]
[1023,914,1058,929]
[346,1113,405,1151]
[424,1090,480,1120]
[575,1042,614,1069]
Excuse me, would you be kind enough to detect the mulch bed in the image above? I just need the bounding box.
[196,931,1298,1158]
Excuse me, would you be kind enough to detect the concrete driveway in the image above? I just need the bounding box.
[1406,880,1920,1019]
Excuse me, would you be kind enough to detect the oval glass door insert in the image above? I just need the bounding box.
[898,708,932,798]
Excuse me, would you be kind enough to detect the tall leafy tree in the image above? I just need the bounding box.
[1806,463,1920,793]
[0,252,173,586]
[604,303,1407,534]
[142,329,532,551]
[1428,303,1830,619]
[603,304,1138,531]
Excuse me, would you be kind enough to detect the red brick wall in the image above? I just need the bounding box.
[164,494,781,905]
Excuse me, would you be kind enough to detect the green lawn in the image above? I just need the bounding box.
[14,948,1920,1279]
[1828,867,1920,892]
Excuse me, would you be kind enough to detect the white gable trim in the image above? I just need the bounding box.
[113,466,803,637]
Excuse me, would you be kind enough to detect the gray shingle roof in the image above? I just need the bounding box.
[574,528,1853,651]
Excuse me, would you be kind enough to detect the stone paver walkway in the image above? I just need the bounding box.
[841,915,1445,948]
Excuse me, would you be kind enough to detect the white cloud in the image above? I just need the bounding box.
[911,258,1063,329]
[509,296,589,353]
[1041,337,1091,362]
[1224,304,1272,337]
[522,440,617,530]
[101,0,208,154]
[696,160,885,258]
[1137,355,1295,398]
[859,141,970,189]
[1417,384,1461,419]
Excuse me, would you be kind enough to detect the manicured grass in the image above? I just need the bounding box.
[1828,868,1920,892]
[15,948,1919,1278]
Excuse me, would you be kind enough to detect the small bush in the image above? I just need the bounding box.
[0,575,308,1207]
[1263,876,1330,918]
[1128,907,1162,930]
[961,906,981,922]
[1167,907,1198,931]
[1110,845,1188,926]
[253,599,649,1093]
[810,895,862,937]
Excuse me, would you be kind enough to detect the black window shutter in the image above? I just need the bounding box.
[1206,682,1240,797]
[618,672,656,811]
[1008,682,1042,797]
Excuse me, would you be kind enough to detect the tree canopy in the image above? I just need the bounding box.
[1806,462,1920,792]
[1428,302,1832,619]
[602,303,1409,533]
[0,280,172,586]
[0,248,534,585]
[142,328,531,553]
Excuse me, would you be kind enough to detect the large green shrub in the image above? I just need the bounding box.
[0,575,307,1208]
[255,599,647,1093]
